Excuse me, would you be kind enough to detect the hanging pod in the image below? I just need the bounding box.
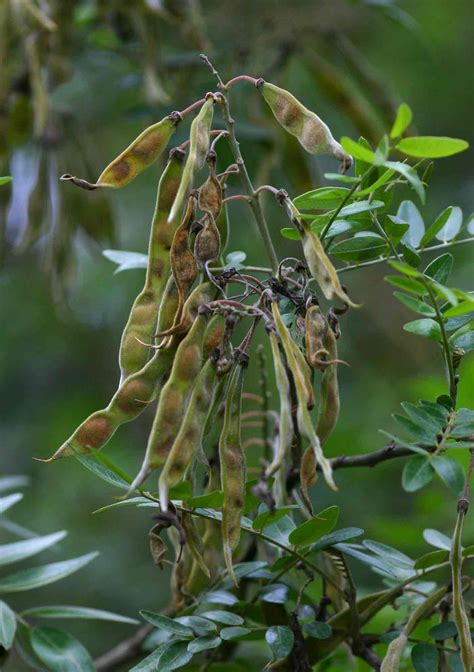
[305,304,329,370]
[316,324,341,446]
[118,147,186,382]
[60,113,180,190]
[257,80,352,173]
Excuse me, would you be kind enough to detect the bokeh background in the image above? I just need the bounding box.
[1,0,473,668]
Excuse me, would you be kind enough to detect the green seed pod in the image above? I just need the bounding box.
[450,510,473,671]
[181,512,211,581]
[168,96,215,223]
[60,114,180,190]
[118,148,186,382]
[272,301,336,493]
[265,331,293,479]
[159,356,218,511]
[220,360,246,585]
[316,326,340,446]
[257,80,352,172]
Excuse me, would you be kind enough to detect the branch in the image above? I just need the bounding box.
[94,624,153,672]
[327,443,415,471]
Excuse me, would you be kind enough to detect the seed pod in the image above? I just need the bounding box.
[305,305,329,370]
[168,96,215,223]
[118,148,186,382]
[272,302,336,493]
[257,80,352,172]
[198,164,222,221]
[194,213,221,268]
[316,326,340,446]
[181,512,211,580]
[220,360,246,585]
[159,356,218,511]
[215,197,229,264]
[60,114,180,190]
[265,331,293,479]
[450,509,473,671]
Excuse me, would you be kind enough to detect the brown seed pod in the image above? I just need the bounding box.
[194,213,221,268]
[198,163,223,221]
[316,325,341,446]
[305,304,329,370]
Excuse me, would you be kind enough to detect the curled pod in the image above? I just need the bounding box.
[159,355,218,511]
[194,213,221,268]
[316,325,340,446]
[118,148,186,382]
[220,359,247,585]
[272,301,336,494]
[257,80,352,173]
[168,96,215,223]
[305,304,329,370]
[60,113,180,190]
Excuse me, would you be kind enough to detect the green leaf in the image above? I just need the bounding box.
[393,293,434,316]
[379,431,429,456]
[289,506,340,548]
[265,625,294,660]
[424,253,453,284]
[397,200,425,247]
[401,241,421,268]
[0,476,29,492]
[340,137,379,164]
[390,103,413,138]
[429,621,458,640]
[201,611,244,626]
[431,456,465,494]
[388,260,421,277]
[72,451,131,490]
[397,136,469,158]
[303,621,332,639]
[393,414,437,443]
[187,635,221,654]
[202,591,238,606]
[384,161,425,203]
[280,227,301,241]
[420,207,453,248]
[384,216,409,245]
[188,490,224,508]
[22,605,138,624]
[403,319,442,342]
[0,553,98,593]
[414,549,448,570]
[0,531,67,567]
[334,544,398,577]
[252,507,297,532]
[130,642,175,672]
[411,642,439,671]
[175,615,217,635]
[444,300,474,318]
[139,611,194,637]
[220,626,252,640]
[362,541,414,568]
[0,493,23,514]
[402,456,434,492]
[0,176,12,186]
[385,275,426,296]
[338,199,385,216]
[260,584,289,604]
[357,168,396,197]
[30,627,94,672]
[330,232,388,262]
[423,528,452,550]
[225,251,246,269]
[324,172,360,183]
[0,600,16,650]
[103,249,148,273]
[293,187,350,210]
[168,481,193,501]
[152,640,193,671]
[312,527,364,552]
[400,402,443,433]
[435,206,463,243]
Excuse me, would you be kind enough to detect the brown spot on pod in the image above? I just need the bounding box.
[76,415,112,449]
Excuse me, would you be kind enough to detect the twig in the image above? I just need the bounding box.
[94,624,154,671]
[328,443,416,470]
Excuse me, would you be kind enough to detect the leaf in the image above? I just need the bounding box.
[312,527,365,552]
[303,621,332,639]
[330,232,388,262]
[429,621,458,640]
[22,605,138,624]
[340,137,378,164]
[0,531,67,567]
[0,493,23,514]
[0,552,98,593]
[338,200,385,216]
[402,456,434,492]
[139,611,194,637]
[175,615,217,635]
[393,293,435,316]
[431,456,465,494]
[420,207,453,247]
[0,476,29,492]
[151,639,193,671]
[225,251,246,269]
[280,227,301,241]
[423,528,452,551]
[384,216,409,245]
[187,491,224,508]
[444,300,474,318]
[384,161,425,203]
[334,544,398,577]
[434,205,463,243]
[401,241,421,268]
[393,414,437,443]
[102,249,148,273]
[388,260,421,277]
[390,103,413,138]
[398,200,425,247]
[385,275,426,296]
[260,584,289,604]
[362,541,414,568]
[414,549,448,570]
[400,402,443,433]
[252,507,297,532]
[289,506,340,548]
[30,627,94,672]
[424,253,453,284]
[293,187,350,210]
[72,451,131,490]
[202,591,239,606]
[0,176,13,186]
[397,136,469,158]
[403,319,442,342]
[130,642,175,672]
[220,626,252,640]
[187,635,221,654]
[201,611,244,626]
[411,642,439,671]
[265,625,294,660]
[0,600,16,649]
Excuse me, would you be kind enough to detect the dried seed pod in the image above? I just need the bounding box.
[272,301,336,494]
[118,148,186,382]
[60,114,180,190]
[198,163,223,221]
[220,360,247,585]
[194,213,221,268]
[265,331,293,479]
[316,325,340,446]
[450,510,473,671]
[305,304,329,370]
[159,356,218,511]
[257,80,352,172]
[168,96,215,223]
[181,512,211,580]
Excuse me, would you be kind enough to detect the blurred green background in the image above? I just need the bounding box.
[0,0,473,667]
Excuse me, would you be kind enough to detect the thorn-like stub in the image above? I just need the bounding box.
[60,174,97,191]
[169,146,186,162]
[168,110,183,125]
[255,78,265,89]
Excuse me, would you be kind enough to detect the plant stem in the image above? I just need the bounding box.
[320,177,362,242]
[424,279,457,405]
